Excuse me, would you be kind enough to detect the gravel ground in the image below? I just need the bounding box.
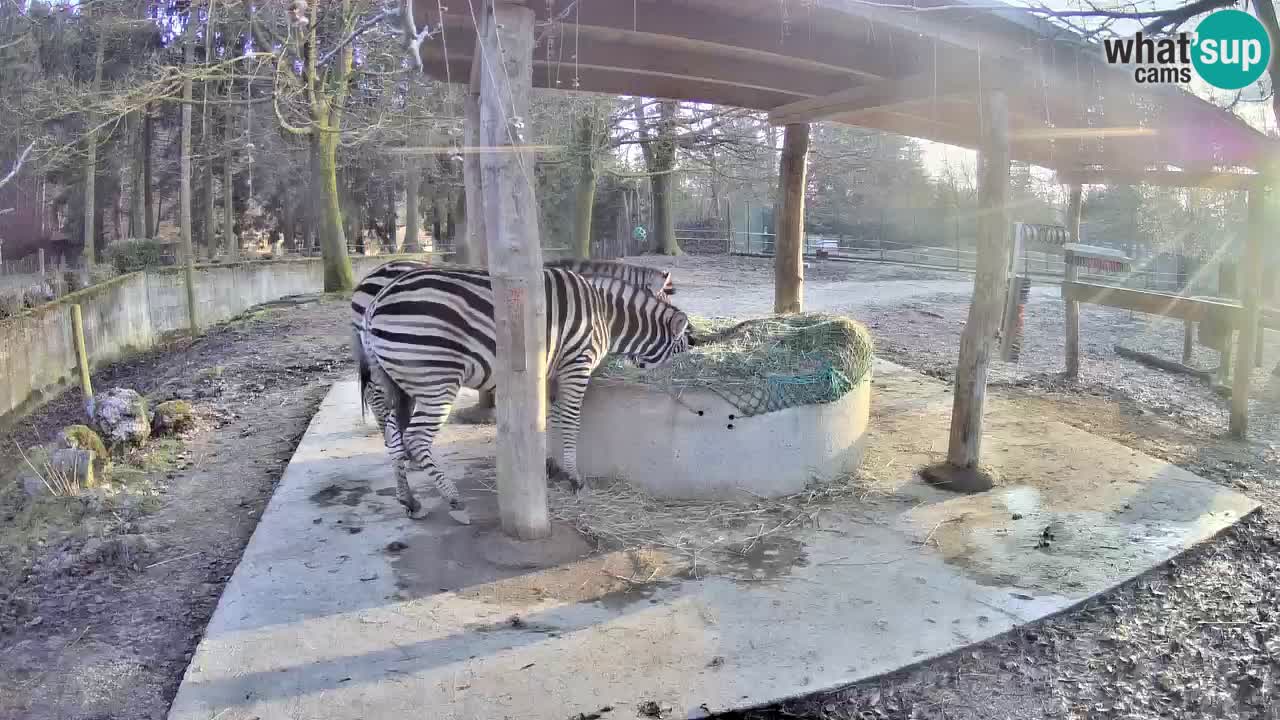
[661,255,1280,720]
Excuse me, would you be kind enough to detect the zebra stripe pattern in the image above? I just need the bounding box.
[543,258,674,300]
[361,266,691,523]
[351,258,678,477]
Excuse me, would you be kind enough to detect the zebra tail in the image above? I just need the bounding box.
[392,374,415,445]
[353,326,369,423]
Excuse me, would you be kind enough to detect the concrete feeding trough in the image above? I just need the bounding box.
[551,313,874,500]
[550,375,871,499]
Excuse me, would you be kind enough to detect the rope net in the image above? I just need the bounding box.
[597,312,875,418]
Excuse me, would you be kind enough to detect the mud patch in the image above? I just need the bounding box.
[715,536,809,581]
[309,482,369,507]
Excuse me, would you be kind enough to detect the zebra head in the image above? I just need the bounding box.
[611,290,691,370]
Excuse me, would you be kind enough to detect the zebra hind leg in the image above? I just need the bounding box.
[547,363,593,493]
[398,381,471,525]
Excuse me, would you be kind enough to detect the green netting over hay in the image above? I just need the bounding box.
[597,312,875,418]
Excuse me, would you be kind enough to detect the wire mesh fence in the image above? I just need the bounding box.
[676,221,1231,298]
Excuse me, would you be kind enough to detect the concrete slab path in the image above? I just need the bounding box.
[167,362,1257,720]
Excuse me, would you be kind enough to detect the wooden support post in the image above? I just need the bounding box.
[466,12,496,415]
[477,1,550,540]
[774,123,809,314]
[37,248,45,277]
[462,33,487,268]
[71,304,94,407]
[944,89,1010,480]
[1230,183,1266,439]
[1064,184,1083,378]
[1183,320,1194,364]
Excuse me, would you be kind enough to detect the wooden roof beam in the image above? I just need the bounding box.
[418,1,902,81]
[1056,168,1264,190]
[429,24,857,102]
[767,72,972,125]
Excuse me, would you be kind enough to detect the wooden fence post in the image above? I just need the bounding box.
[477,1,549,540]
[938,88,1010,489]
[71,304,94,406]
[773,123,809,314]
[1230,182,1267,439]
[1064,184,1083,378]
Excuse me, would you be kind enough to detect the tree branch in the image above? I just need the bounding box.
[0,141,35,191]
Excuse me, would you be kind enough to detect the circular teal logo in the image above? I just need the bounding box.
[1193,10,1272,90]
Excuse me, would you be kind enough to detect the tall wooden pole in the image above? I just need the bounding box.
[477,1,550,540]
[71,304,93,405]
[1230,182,1267,439]
[1063,184,1083,377]
[463,37,487,268]
[461,10,496,417]
[945,89,1010,476]
[773,123,809,314]
[179,9,198,334]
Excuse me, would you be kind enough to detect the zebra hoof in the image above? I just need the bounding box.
[407,495,442,520]
[446,499,471,525]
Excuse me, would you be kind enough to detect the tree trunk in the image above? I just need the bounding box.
[636,100,681,256]
[572,111,599,260]
[384,181,396,251]
[82,15,105,266]
[281,199,294,252]
[774,123,809,314]
[179,11,198,332]
[651,171,678,255]
[432,193,447,252]
[945,88,1010,477]
[223,143,235,258]
[128,111,146,238]
[403,161,421,253]
[144,103,155,239]
[316,131,354,291]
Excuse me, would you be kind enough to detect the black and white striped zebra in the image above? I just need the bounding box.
[361,266,691,524]
[543,258,675,300]
[350,258,675,457]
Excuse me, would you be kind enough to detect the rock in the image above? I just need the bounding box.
[49,448,95,489]
[91,388,151,449]
[152,400,196,435]
[58,425,109,473]
[18,446,94,495]
[79,533,158,568]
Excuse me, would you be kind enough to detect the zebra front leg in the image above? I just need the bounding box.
[399,383,471,525]
[548,363,593,493]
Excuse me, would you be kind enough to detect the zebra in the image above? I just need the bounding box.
[361,266,691,524]
[350,258,677,450]
[543,258,675,300]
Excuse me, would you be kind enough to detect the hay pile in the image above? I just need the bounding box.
[597,312,874,417]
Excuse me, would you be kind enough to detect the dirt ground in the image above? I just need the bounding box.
[0,295,354,720]
[688,256,1280,720]
[2,254,1278,720]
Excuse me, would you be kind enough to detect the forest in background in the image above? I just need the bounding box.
[0,0,1259,297]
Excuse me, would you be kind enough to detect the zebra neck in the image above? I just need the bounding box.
[599,290,649,356]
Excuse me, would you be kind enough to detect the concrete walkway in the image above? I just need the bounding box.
[167,363,1257,720]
